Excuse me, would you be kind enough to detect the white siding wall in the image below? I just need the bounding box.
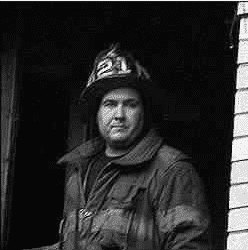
[227,2,248,249]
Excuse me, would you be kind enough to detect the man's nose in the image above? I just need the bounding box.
[114,104,125,119]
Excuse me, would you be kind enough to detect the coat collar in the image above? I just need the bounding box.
[57,128,163,166]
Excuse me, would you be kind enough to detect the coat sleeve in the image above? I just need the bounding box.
[22,242,60,250]
[156,160,211,250]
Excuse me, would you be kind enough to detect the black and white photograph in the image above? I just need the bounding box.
[2,1,248,250]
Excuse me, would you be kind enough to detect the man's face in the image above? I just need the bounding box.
[97,87,144,149]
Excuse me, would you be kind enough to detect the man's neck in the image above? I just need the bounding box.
[105,146,129,157]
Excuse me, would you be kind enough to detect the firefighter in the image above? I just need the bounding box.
[25,44,211,250]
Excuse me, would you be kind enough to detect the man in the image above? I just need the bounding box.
[26,44,211,250]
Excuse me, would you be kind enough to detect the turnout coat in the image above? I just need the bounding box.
[27,129,210,250]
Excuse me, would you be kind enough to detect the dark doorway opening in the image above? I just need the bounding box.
[8,72,69,249]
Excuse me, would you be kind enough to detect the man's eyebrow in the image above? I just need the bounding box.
[123,98,140,103]
[102,98,117,103]
[102,97,139,102]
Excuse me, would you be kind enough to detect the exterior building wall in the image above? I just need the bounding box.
[227,2,248,249]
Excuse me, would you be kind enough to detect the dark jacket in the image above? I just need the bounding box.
[26,129,210,250]
[57,129,211,250]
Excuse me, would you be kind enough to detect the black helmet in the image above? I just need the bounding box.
[82,44,155,100]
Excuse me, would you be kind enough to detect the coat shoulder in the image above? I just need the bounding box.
[158,144,190,163]
[153,143,192,174]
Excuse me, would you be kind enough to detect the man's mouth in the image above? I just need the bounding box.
[111,124,126,128]
[111,125,127,130]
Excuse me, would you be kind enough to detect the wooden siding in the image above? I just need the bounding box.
[227,2,248,249]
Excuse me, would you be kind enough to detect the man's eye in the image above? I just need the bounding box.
[103,101,115,107]
[127,102,139,108]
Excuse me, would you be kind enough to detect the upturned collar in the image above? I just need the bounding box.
[57,128,164,166]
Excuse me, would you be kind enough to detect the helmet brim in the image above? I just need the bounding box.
[80,75,153,103]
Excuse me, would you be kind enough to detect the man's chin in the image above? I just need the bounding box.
[106,136,130,149]
[109,131,129,140]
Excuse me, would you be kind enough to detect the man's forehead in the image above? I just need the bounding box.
[101,88,141,101]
